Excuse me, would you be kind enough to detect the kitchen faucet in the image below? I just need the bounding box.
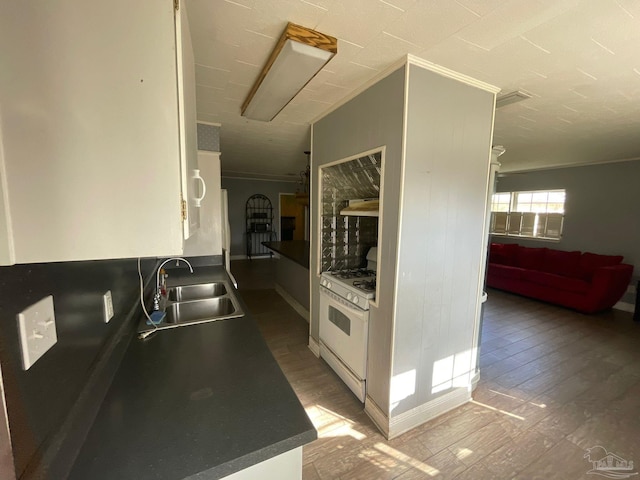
[153,257,194,311]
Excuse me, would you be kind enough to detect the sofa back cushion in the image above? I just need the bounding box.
[515,246,547,270]
[579,252,624,280]
[541,249,582,277]
[489,243,519,266]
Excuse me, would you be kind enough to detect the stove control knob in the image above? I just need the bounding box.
[346,292,352,301]
[326,282,332,289]
[321,279,327,287]
[353,296,359,305]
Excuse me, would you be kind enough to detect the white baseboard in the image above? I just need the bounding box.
[275,284,310,322]
[230,254,273,261]
[365,396,389,438]
[613,301,635,313]
[387,388,471,439]
[471,370,481,392]
[308,336,320,357]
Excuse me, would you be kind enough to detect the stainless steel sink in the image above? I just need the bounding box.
[167,282,227,302]
[138,279,244,336]
[165,297,237,324]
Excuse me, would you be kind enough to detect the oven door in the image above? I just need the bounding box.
[319,286,368,380]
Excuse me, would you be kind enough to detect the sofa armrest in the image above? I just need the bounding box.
[588,264,634,311]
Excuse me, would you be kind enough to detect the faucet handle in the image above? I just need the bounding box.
[160,268,168,295]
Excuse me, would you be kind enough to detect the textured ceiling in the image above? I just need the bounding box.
[188,0,640,176]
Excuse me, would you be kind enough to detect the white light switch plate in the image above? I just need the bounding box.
[103,290,114,323]
[17,295,57,370]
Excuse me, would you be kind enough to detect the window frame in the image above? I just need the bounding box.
[490,189,565,241]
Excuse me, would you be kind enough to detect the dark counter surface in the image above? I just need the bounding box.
[69,266,316,480]
[262,241,310,269]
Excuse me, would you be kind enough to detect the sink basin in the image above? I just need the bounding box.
[138,279,245,336]
[167,282,227,302]
[165,297,238,324]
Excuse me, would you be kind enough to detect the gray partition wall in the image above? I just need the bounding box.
[312,57,497,438]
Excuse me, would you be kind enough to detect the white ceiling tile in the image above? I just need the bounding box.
[350,32,422,71]
[191,36,240,71]
[249,0,333,32]
[195,64,231,89]
[187,0,640,175]
[378,0,417,12]
[315,0,406,47]
[384,1,479,50]
[454,0,506,17]
[455,0,580,51]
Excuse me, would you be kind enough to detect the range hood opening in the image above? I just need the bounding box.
[340,198,379,217]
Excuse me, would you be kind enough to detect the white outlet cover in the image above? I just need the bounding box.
[103,290,114,323]
[17,295,57,370]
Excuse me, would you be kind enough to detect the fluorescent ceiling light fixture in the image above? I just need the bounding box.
[496,90,531,108]
[241,23,337,122]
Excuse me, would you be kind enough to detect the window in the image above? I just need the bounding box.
[490,189,565,240]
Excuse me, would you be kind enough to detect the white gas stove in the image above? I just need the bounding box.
[320,246,377,309]
[319,269,375,310]
[318,247,377,402]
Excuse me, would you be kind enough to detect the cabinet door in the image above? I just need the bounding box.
[175,0,201,240]
[0,0,184,264]
[182,151,223,257]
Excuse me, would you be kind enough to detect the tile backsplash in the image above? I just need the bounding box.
[321,151,381,271]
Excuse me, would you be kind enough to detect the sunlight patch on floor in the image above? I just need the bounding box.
[373,443,441,476]
[488,388,547,408]
[305,404,367,440]
[471,399,525,421]
[453,447,474,460]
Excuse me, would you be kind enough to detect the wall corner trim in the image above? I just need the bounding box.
[365,396,390,438]
[387,388,471,439]
[308,336,320,357]
[406,54,501,94]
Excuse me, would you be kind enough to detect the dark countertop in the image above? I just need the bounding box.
[69,266,316,480]
[262,241,310,269]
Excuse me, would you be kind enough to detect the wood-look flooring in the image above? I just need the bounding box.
[232,259,640,479]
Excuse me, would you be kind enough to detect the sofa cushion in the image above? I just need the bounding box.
[515,246,547,270]
[489,264,525,280]
[489,243,518,266]
[523,270,590,294]
[541,249,582,278]
[579,252,624,280]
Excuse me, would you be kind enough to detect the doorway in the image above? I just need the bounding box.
[279,193,305,241]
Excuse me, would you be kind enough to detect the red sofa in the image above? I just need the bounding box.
[487,243,633,313]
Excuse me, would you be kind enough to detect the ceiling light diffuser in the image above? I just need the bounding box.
[241,23,337,122]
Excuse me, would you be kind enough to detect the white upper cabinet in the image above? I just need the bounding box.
[0,0,198,265]
[175,0,202,240]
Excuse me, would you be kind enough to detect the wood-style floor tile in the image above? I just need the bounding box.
[231,260,640,480]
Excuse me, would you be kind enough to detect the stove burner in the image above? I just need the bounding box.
[353,279,376,292]
[330,268,376,280]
